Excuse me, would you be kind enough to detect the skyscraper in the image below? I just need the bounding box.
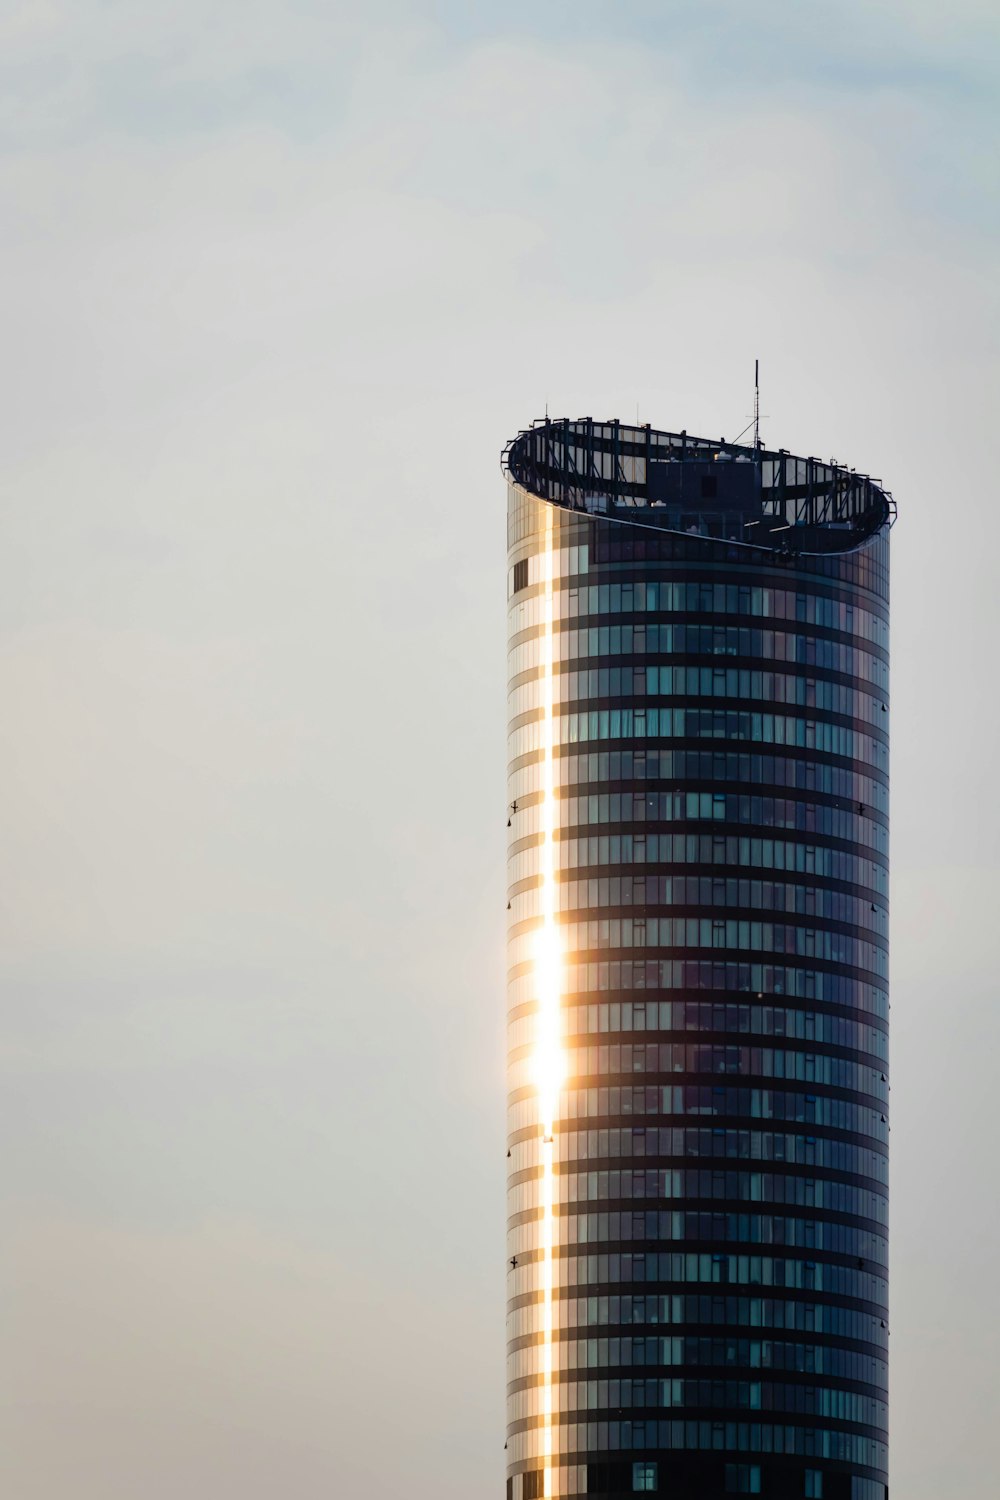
[504,418,892,1500]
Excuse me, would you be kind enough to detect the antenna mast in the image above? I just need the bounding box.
[754,359,761,450]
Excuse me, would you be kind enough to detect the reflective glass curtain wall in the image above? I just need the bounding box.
[505,421,891,1500]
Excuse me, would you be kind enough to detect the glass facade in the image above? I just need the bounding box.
[505,420,892,1500]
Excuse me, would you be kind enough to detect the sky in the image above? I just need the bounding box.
[1,2,998,1496]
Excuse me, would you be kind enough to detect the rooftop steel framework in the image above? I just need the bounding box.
[503,417,895,557]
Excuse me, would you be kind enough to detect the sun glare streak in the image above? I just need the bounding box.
[534,501,563,1497]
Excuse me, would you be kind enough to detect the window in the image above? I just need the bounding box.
[588,1462,631,1493]
[726,1463,761,1493]
[805,1472,824,1497]
[513,558,528,593]
[633,1463,657,1492]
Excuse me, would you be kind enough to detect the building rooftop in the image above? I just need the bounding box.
[503,417,895,557]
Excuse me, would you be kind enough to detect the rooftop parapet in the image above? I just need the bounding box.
[503,417,895,557]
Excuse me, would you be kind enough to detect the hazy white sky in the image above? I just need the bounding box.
[1,3,998,1496]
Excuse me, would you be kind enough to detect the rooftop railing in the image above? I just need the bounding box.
[503,418,895,556]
